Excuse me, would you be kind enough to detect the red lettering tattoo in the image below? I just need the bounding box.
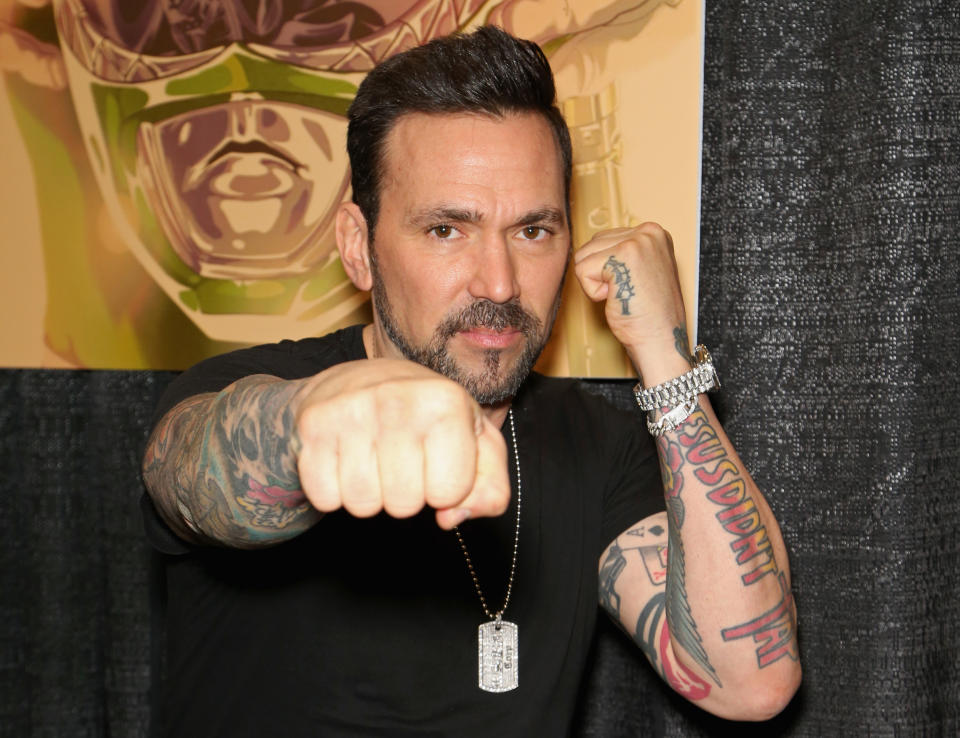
[694,459,740,486]
[721,573,799,667]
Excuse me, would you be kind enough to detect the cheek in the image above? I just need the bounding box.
[524,254,569,307]
[388,258,469,322]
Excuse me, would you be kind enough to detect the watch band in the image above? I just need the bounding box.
[633,344,720,412]
[646,398,699,437]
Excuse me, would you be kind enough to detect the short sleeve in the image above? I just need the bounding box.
[599,416,664,552]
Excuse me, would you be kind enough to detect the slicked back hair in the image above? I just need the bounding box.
[346,25,572,239]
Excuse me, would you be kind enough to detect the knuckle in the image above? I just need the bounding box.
[382,494,424,519]
[342,493,382,518]
[426,476,472,510]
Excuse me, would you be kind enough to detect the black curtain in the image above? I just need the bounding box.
[1,0,958,734]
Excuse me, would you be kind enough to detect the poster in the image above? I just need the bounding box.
[0,0,702,374]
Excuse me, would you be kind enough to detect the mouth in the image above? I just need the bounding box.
[206,140,304,172]
[457,326,523,349]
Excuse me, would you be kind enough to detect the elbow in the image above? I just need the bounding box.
[722,663,802,722]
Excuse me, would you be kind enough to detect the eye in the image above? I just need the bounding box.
[428,224,458,239]
[519,225,549,240]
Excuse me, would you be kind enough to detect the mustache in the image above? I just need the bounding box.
[438,300,543,339]
[206,140,304,171]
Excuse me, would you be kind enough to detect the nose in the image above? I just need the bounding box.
[467,236,521,304]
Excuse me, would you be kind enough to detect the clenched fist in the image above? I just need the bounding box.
[295,359,511,529]
[573,223,693,385]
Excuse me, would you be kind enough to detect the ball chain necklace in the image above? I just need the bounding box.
[453,407,522,693]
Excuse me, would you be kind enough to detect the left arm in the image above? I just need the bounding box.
[578,223,801,720]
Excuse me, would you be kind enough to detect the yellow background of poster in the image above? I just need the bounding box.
[0,0,702,374]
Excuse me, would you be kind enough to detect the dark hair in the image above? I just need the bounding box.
[346,25,573,237]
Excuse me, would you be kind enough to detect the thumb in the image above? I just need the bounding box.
[435,417,510,529]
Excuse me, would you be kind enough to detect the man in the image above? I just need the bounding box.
[142,26,801,737]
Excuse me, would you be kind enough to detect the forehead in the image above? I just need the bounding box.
[379,112,566,211]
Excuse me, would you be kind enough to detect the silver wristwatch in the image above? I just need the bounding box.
[633,344,720,412]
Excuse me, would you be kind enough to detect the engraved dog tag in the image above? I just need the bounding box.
[478,619,518,692]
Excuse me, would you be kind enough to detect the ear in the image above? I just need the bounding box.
[336,202,373,291]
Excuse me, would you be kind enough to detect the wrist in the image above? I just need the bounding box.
[623,324,695,386]
[627,343,694,388]
[634,345,720,437]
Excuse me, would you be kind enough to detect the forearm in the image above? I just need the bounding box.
[142,374,322,549]
[658,395,800,718]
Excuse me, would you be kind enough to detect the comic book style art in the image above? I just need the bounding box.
[0,0,701,373]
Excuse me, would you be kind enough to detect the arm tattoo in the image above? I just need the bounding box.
[721,572,799,667]
[659,432,723,686]
[660,407,798,671]
[601,519,712,700]
[600,523,667,620]
[603,255,636,315]
[599,542,626,616]
[143,376,320,548]
[673,325,695,365]
[601,524,667,664]
[636,593,666,666]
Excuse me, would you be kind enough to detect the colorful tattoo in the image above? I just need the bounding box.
[678,409,777,585]
[662,406,797,671]
[143,376,319,546]
[722,572,799,667]
[656,429,723,686]
[660,620,712,700]
[604,255,636,315]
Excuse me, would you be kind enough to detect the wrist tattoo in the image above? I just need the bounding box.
[673,325,694,365]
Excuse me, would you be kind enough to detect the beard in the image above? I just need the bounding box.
[370,255,563,405]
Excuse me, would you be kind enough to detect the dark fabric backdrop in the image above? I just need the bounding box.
[1,0,958,734]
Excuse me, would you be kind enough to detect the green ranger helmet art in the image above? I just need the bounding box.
[3,0,680,370]
[51,0,490,345]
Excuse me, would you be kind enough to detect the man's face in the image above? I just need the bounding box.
[367,112,571,405]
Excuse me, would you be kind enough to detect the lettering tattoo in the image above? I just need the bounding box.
[603,256,636,315]
[143,376,319,547]
[722,572,799,668]
[661,407,798,671]
[678,410,777,585]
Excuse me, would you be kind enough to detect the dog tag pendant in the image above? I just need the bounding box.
[478,617,518,692]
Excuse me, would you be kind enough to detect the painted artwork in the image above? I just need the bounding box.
[0,0,702,374]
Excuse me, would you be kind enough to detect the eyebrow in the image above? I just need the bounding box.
[405,207,482,229]
[405,206,566,229]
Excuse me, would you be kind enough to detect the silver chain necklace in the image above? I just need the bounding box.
[453,407,521,693]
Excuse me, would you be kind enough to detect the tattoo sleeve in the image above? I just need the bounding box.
[142,375,321,548]
[599,517,712,701]
[659,407,799,672]
[658,435,723,687]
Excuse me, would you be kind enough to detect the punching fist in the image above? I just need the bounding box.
[295,359,511,529]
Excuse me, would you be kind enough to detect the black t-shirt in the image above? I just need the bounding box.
[144,326,663,737]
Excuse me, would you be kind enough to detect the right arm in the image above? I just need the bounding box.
[142,374,321,549]
[142,360,511,549]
